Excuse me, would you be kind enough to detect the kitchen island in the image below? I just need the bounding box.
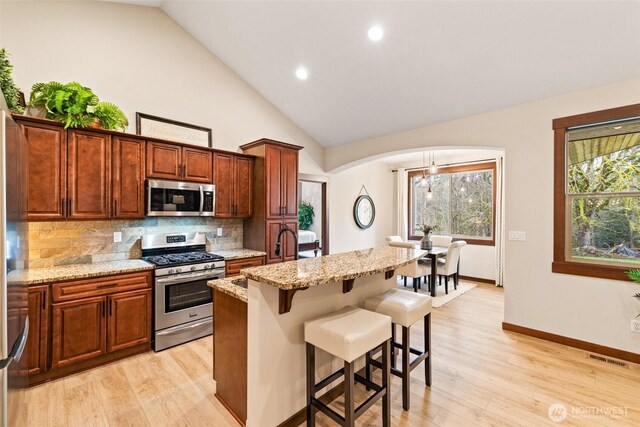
[210,246,425,426]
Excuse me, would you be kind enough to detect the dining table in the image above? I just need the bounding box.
[422,246,449,297]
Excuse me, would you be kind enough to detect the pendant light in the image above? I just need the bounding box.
[426,152,434,199]
[430,151,438,174]
[419,152,428,187]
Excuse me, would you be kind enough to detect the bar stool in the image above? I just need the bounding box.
[305,305,392,426]
[364,288,432,411]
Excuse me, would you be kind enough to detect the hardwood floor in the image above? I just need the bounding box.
[16,282,640,426]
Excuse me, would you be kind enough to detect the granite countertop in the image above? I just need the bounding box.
[208,276,248,303]
[241,246,426,290]
[7,260,154,285]
[210,248,267,261]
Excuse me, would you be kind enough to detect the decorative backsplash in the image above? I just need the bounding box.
[27,217,243,268]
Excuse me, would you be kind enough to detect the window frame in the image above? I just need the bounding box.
[407,161,497,246]
[552,103,640,281]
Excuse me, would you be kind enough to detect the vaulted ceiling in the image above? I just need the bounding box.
[110,1,640,148]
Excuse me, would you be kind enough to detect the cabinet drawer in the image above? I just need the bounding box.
[225,257,265,277]
[52,272,151,302]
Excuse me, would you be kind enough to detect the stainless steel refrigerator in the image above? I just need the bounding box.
[0,92,30,427]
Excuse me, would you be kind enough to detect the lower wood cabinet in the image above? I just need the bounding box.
[225,256,265,277]
[28,271,152,383]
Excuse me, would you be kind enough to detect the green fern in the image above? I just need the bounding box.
[93,101,128,131]
[628,270,640,300]
[0,48,24,113]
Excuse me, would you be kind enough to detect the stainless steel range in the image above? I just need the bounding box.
[141,232,225,351]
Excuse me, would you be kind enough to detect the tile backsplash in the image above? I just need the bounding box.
[27,217,243,268]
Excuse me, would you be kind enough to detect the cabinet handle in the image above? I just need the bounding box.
[102,300,105,317]
[109,299,112,317]
[97,283,118,289]
[68,199,73,217]
[114,199,118,215]
[42,289,46,310]
[181,164,186,178]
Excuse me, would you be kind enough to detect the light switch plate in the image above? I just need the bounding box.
[631,319,640,334]
[509,231,526,241]
[113,232,122,243]
[217,228,223,237]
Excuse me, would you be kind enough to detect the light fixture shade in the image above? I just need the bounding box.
[426,187,434,199]
[430,161,437,174]
[420,175,428,187]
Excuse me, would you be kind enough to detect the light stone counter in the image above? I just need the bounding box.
[241,246,426,290]
[210,248,266,261]
[208,276,248,303]
[7,260,154,285]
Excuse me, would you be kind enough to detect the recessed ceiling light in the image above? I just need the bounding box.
[368,25,384,42]
[295,67,308,80]
[613,125,623,130]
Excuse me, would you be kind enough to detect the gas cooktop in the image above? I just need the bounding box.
[142,251,224,267]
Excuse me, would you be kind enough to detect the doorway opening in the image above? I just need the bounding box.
[298,174,329,258]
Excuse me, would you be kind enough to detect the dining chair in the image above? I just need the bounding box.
[431,235,452,248]
[386,235,403,243]
[436,241,467,294]
[386,239,425,290]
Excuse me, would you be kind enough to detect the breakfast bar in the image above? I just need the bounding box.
[210,246,426,426]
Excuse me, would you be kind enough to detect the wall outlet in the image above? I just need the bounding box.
[216,228,223,237]
[631,319,640,334]
[508,231,526,241]
[113,232,122,243]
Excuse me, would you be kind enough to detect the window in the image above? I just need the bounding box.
[553,103,640,281]
[408,162,496,246]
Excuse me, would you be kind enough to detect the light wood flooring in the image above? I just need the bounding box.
[15,282,640,426]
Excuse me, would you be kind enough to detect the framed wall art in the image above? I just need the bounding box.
[136,112,212,147]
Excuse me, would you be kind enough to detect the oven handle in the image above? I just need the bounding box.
[156,317,213,336]
[156,270,225,286]
[199,185,204,215]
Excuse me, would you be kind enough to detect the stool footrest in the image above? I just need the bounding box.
[409,351,429,371]
[314,368,345,393]
[354,373,382,392]
[355,388,388,418]
[311,397,344,425]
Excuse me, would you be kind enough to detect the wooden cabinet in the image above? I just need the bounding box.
[265,144,298,219]
[19,120,66,220]
[67,130,111,219]
[112,136,145,219]
[107,289,151,353]
[265,220,298,264]
[26,286,49,376]
[241,139,302,264]
[146,141,212,183]
[225,256,265,277]
[30,271,153,381]
[213,153,254,218]
[51,296,107,369]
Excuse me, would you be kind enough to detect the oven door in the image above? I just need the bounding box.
[155,269,224,331]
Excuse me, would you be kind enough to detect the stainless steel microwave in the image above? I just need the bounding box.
[146,179,215,217]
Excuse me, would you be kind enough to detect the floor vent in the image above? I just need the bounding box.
[588,353,627,368]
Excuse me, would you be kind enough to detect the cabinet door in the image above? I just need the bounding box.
[183,147,213,183]
[146,141,181,180]
[107,289,151,353]
[112,136,145,219]
[234,156,254,218]
[20,121,67,220]
[26,286,49,376]
[283,220,299,262]
[213,153,234,218]
[67,130,111,219]
[265,145,283,219]
[265,220,285,264]
[281,148,299,218]
[51,296,107,369]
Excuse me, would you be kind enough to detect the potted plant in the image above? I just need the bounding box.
[27,81,128,131]
[416,224,433,250]
[628,269,640,305]
[0,48,24,113]
[298,201,314,230]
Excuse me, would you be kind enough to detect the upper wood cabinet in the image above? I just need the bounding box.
[265,144,299,219]
[112,136,145,219]
[19,120,67,220]
[67,130,111,219]
[213,152,254,218]
[146,141,212,183]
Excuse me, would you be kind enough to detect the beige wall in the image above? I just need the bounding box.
[27,218,242,268]
[0,1,324,174]
[329,161,393,254]
[327,77,640,354]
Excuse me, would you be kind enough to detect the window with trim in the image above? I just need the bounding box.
[408,162,496,246]
[553,104,640,281]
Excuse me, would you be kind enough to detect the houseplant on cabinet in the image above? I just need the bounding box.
[28,81,128,130]
[0,48,24,113]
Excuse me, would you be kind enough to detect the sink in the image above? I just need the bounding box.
[231,277,248,289]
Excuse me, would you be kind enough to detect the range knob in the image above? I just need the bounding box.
[176,268,182,273]
[190,266,197,271]
[204,264,210,270]
[168,269,175,274]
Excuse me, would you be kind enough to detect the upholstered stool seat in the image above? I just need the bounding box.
[305,306,392,426]
[363,289,432,411]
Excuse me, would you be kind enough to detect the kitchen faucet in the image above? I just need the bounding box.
[274,224,298,260]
